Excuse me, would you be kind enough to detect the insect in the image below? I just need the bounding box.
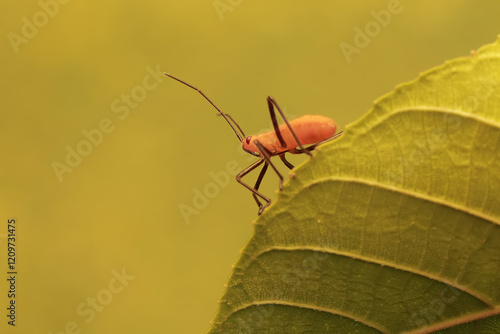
[165,73,343,215]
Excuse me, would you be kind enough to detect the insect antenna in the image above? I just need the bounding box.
[223,113,246,140]
[164,73,246,142]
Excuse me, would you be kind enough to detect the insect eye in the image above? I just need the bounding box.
[245,136,252,144]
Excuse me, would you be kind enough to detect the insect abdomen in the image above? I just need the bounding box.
[280,115,337,151]
[244,115,337,154]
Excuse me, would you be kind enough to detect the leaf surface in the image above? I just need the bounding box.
[208,37,500,334]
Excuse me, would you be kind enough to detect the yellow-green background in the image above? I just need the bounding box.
[0,1,499,333]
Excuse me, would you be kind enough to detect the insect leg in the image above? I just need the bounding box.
[252,162,269,207]
[291,131,344,154]
[267,96,311,156]
[254,140,285,191]
[279,153,294,170]
[236,158,271,215]
[267,98,286,148]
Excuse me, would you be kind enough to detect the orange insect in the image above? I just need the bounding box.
[165,73,343,215]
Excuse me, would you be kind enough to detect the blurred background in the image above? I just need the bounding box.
[0,1,499,333]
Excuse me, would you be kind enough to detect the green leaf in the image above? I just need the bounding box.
[207,37,500,334]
